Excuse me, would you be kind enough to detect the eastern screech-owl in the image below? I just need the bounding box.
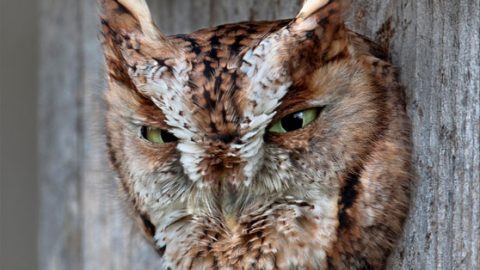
[101,0,411,269]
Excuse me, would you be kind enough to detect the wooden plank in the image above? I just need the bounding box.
[381,1,480,268]
[38,0,84,269]
[347,1,479,269]
[38,0,479,269]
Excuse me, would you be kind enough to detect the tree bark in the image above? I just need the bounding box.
[39,0,479,269]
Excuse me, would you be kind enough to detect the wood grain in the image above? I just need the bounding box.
[39,0,479,269]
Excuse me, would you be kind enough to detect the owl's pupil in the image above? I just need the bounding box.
[140,126,148,138]
[161,130,177,143]
[281,112,305,132]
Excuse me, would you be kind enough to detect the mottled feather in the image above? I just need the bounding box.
[100,0,411,269]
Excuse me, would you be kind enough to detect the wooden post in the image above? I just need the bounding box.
[39,0,479,269]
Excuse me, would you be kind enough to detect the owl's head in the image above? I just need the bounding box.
[101,0,411,268]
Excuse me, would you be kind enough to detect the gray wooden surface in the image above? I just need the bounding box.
[39,0,479,269]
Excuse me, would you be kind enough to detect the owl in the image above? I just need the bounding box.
[100,0,411,269]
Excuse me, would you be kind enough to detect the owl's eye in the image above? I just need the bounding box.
[268,108,320,134]
[140,126,178,144]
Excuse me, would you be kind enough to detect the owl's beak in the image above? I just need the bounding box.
[220,180,240,232]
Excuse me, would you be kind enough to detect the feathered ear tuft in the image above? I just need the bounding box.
[291,0,349,61]
[116,0,159,40]
[100,0,179,87]
[296,0,330,21]
[100,0,163,40]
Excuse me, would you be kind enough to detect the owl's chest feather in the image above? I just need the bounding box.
[159,196,339,270]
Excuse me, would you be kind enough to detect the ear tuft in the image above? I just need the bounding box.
[292,0,347,33]
[100,0,165,41]
[100,0,140,35]
[296,0,330,21]
[116,0,159,40]
[289,0,349,62]
[100,0,181,88]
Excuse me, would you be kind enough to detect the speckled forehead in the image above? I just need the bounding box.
[160,20,290,134]
[170,20,289,83]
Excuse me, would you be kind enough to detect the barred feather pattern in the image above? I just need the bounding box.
[101,0,411,269]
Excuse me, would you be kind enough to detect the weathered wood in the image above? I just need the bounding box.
[39,0,479,269]
[38,0,84,269]
[346,1,480,269]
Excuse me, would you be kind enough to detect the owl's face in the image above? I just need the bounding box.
[101,0,411,269]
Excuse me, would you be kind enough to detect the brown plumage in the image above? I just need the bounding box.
[100,0,411,269]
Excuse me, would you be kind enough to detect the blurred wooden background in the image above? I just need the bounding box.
[38,0,479,269]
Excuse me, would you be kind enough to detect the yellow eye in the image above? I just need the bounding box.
[269,108,320,134]
[141,126,178,144]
